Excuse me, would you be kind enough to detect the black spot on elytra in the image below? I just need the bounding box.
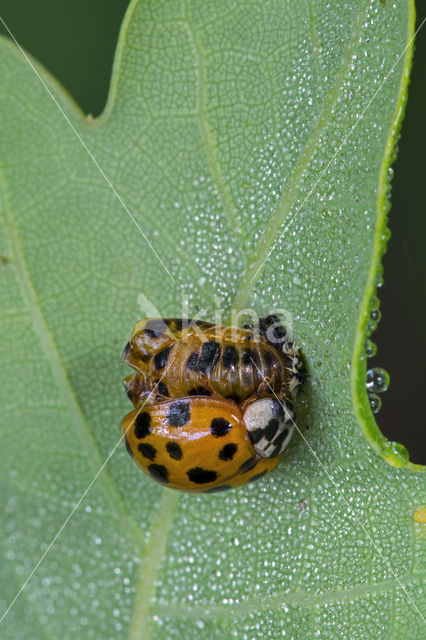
[239,456,258,473]
[222,345,238,369]
[187,467,218,484]
[248,469,268,483]
[124,435,133,458]
[144,319,168,338]
[210,417,232,437]
[270,428,290,457]
[264,418,280,441]
[167,401,191,427]
[188,386,212,396]
[218,443,238,461]
[186,352,199,371]
[134,412,151,438]
[198,341,220,374]
[138,442,157,461]
[166,441,183,460]
[204,485,232,493]
[157,381,169,397]
[148,464,169,484]
[154,346,172,370]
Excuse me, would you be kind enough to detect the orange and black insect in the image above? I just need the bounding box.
[120,316,303,492]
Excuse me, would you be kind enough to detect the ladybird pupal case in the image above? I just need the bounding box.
[122,317,296,403]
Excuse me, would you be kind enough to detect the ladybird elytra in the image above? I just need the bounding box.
[121,393,280,492]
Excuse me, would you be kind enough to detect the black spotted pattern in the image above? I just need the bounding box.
[222,345,238,369]
[134,412,151,438]
[167,401,191,427]
[154,346,172,370]
[264,418,280,441]
[138,442,157,461]
[242,348,256,366]
[218,443,238,461]
[187,467,218,484]
[186,352,199,371]
[248,428,264,444]
[166,441,183,460]
[210,417,232,437]
[148,464,169,483]
[157,381,169,397]
[248,469,268,483]
[198,341,220,373]
[270,428,290,457]
[263,350,274,369]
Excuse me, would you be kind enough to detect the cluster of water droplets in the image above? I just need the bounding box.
[364,275,390,414]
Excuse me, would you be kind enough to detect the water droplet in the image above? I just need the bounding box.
[366,367,390,393]
[367,318,377,334]
[370,308,381,323]
[364,339,377,358]
[381,440,409,466]
[368,392,382,414]
[370,294,380,311]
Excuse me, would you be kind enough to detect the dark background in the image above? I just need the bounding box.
[1,2,425,463]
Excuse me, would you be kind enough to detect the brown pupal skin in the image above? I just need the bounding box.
[123,318,291,404]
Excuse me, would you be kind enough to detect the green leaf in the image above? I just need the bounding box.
[0,1,425,638]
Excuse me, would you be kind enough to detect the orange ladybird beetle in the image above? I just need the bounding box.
[120,316,304,492]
